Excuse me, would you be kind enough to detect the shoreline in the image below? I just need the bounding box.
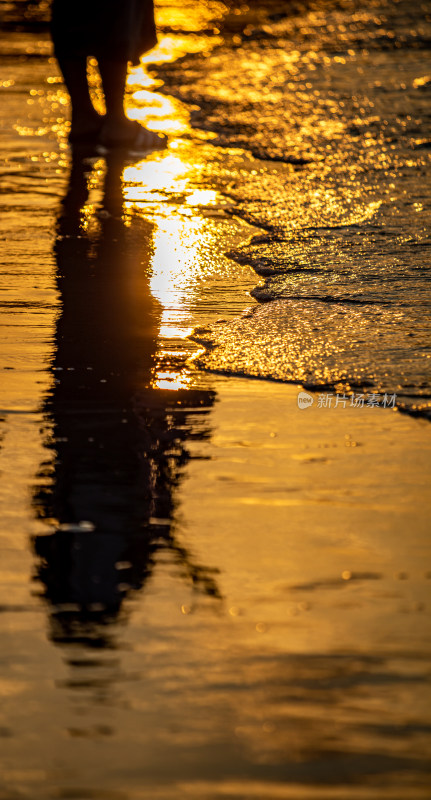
[152,0,431,418]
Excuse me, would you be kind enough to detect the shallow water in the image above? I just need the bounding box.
[1,1,431,799]
[157,0,431,415]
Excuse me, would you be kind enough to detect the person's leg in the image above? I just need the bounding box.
[56,55,103,142]
[51,0,104,142]
[98,59,129,124]
[57,55,102,141]
[98,57,166,149]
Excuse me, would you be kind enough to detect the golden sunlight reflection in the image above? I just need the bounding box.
[148,212,212,391]
[116,0,236,390]
[127,91,189,134]
[139,34,221,65]
[149,214,213,315]
[154,0,227,33]
[120,65,230,391]
[123,0,229,137]
[186,189,219,206]
[79,159,105,232]
[158,323,194,338]
[125,18,224,135]
[153,370,192,390]
[123,154,190,201]
[121,131,233,393]
[87,57,105,115]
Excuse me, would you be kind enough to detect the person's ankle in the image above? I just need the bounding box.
[72,108,101,124]
[105,109,129,123]
[69,109,104,142]
[103,116,135,133]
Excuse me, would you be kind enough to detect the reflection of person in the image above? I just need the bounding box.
[32,153,220,646]
[51,0,165,149]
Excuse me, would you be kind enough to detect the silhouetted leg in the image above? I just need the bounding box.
[98,57,166,149]
[56,55,103,142]
[98,59,128,123]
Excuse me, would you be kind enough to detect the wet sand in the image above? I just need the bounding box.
[1,2,431,798]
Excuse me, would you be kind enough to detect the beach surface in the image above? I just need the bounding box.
[1,1,431,798]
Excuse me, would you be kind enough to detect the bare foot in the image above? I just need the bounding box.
[99,119,166,151]
[69,111,104,144]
